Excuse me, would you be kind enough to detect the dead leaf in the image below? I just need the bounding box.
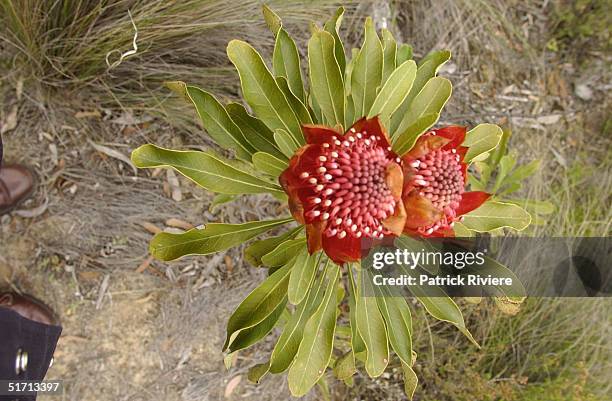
[88,140,137,174]
[75,110,102,119]
[1,105,18,135]
[537,115,561,125]
[140,221,162,235]
[136,255,154,273]
[166,169,182,202]
[224,375,242,398]
[165,218,193,230]
[575,84,593,101]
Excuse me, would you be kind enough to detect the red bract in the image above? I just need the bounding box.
[280,117,406,264]
[401,126,490,237]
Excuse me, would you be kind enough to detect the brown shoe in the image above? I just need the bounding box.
[0,164,34,215]
[0,292,60,326]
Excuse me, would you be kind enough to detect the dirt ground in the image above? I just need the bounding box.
[0,1,610,400]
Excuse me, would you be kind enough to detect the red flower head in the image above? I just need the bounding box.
[401,126,490,237]
[280,117,406,264]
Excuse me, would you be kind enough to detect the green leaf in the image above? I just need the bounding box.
[503,160,541,186]
[463,124,503,163]
[275,76,312,124]
[408,275,479,346]
[261,238,307,267]
[393,112,440,155]
[209,193,237,212]
[347,266,366,354]
[393,77,452,140]
[150,218,293,261]
[227,40,304,145]
[248,362,270,384]
[224,261,293,350]
[401,362,419,400]
[351,17,383,119]
[368,60,417,124]
[323,7,346,75]
[270,263,327,373]
[356,269,389,377]
[288,264,340,397]
[274,128,298,158]
[467,256,526,301]
[252,151,288,177]
[493,154,517,192]
[273,28,306,103]
[184,86,255,160]
[244,225,303,266]
[333,351,356,380]
[308,30,346,128]
[228,298,287,352]
[461,200,531,232]
[376,290,413,366]
[262,4,282,36]
[390,50,450,136]
[226,102,286,160]
[452,221,474,237]
[288,250,319,305]
[396,43,413,64]
[381,29,397,83]
[131,144,283,195]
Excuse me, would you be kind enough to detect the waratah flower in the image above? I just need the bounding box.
[401,126,490,237]
[279,116,406,264]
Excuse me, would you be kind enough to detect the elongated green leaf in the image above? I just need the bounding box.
[368,60,417,123]
[244,225,303,266]
[344,48,359,96]
[401,264,478,346]
[150,218,293,261]
[396,43,413,65]
[262,5,282,36]
[270,264,327,373]
[351,17,383,118]
[288,250,319,305]
[275,76,312,124]
[376,289,413,366]
[463,124,503,163]
[381,29,397,83]
[402,362,418,400]
[393,77,452,139]
[131,144,282,195]
[183,86,254,160]
[252,151,288,177]
[503,160,541,186]
[356,269,389,377]
[506,198,554,215]
[224,261,293,350]
[274,128,298,158]
[227,40,304,144]
[226,102,286,160]
[309,30,346,128]
[390,50,450,136]
[466,256,526,301]
[228,297,286,352]
[262,238,307,267]
[393,112,440,155]
[347,266,366,354]
[461,201,531,232]
[273,28,306,102]
[323,7,346,75]
[288,264,339,397]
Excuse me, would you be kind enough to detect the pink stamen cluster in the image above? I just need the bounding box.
[409,147,464,234]
[299,128,400,240]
